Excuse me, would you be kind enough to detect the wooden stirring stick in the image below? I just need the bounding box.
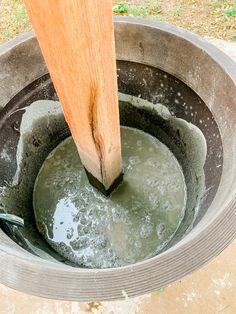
[24,0,122,195]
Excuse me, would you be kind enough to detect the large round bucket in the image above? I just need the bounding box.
[0,17,235,301]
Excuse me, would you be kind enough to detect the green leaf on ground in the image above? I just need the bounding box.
[113,3,129,13]
[155,288,164,294]
[225,7,236,16]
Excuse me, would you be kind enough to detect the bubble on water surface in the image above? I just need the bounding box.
[34,127,187,269]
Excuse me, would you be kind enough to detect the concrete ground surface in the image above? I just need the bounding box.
[0,38,235,314]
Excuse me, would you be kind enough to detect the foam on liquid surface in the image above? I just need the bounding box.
[33,127,187,268]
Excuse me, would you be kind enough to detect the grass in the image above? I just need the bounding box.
[0,0,236,43]
[113,0,236,41]
[169,5,182,17]
[0,0,30,42]
[225,6,236,16]
[113,3,129,13]
[113,1,163,19]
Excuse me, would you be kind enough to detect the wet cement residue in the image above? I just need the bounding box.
[0,94,207,266]
[0,100,70,263]
[119,93,207,244]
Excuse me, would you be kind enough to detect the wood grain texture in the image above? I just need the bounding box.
[24,0,122,190]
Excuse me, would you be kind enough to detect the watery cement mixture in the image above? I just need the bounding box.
[0,93,207,268]
[33,126,187,268]
[31,94,206,268]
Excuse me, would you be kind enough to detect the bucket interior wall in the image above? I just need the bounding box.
[0,60,223,264]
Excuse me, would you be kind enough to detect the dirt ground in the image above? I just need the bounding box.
[0,0,236,43]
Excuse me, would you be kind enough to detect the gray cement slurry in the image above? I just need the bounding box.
[33,126,187,268]
[0,94,206,268]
